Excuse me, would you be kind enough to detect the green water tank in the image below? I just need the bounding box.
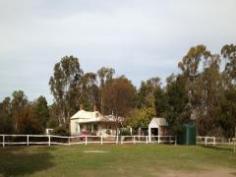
[177,123,196,145]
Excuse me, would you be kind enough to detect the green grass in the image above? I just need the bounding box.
[0,144,235,177]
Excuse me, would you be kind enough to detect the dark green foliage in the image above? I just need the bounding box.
[0,97,13,133]
[218,88,236,138]
[221,44,236,83]
[53,126,69,136]
[137,77,160,109]
[154,87,168,117]
[0,92,50,134]
[34,96,50,131]
[126,107,155,129]
[165,75,190,134]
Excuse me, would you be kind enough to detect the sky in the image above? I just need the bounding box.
[0,0,236,103]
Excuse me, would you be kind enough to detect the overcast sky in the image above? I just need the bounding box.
[0,0,236,103]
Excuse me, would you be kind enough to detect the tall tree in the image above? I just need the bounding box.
[154,86,168,117]
[178,45,211,110]
[49,56,83,126]
[221,44,236,84]
[101,76,136,127]
[11,90,28,133]
[220,44,236,137]
[97,67,115,88]
[0,97,13,133]
[33,96,50,132]
[79,72,100,111]
[97,67,115,113]
[137,77,161,109]
[165,75,190,134]
[196,54,224,135]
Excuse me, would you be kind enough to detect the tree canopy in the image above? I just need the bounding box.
[0,44,236,137]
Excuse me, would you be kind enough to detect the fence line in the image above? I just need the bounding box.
[0,134,175,147]
[197,136,236,146]
[1,134,234,149]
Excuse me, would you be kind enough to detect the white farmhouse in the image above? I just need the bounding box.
[70,109,118,136]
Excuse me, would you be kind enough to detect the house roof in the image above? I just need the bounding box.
[70,110,118,123]
[148,118,168,128]
[71,110,101,119]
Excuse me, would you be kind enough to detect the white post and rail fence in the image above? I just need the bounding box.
[0,134,235,152]
[0,134,176,147]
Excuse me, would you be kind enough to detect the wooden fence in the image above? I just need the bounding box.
[1,134,235,153]
[197,136,236,153]
[0,134,176,147]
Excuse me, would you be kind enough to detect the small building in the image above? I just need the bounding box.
[148,118,168,142]
[70,109,119,137]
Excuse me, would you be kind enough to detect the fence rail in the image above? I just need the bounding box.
[197,136,236,146]
[0,134,175,147]
[1,134,234,151]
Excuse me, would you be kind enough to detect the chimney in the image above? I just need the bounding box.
[80,104,84,110]
[93,104,97,112]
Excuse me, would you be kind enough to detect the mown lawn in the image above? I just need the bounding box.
[0,144,235,177]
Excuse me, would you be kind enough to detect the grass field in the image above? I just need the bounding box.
[0,144,236,177]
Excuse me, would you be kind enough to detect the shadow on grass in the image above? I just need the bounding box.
[0,147,54,177]
[199,144,234,152]
[231,172,236,176]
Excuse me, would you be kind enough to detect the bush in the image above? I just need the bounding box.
[119,128,131,136]
[53,126,69,136]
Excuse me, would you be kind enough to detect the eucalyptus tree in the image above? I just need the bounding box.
[49,56,83,126]
[178,45,211,108]
[97,67,115,88]
[177,45,226,135]
[137,77,161,109]
[33,96,50,131]
[196,54,224,135]
[221,44,236,85]
[97,67,115,113]
[78,72,100,111]
[11,90,28,132]
[220,44,236,137]
[164,74,190,134]
[0,97,13,133]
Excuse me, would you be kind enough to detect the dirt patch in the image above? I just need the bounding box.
[163,168,236,177]
[83,150,109,154]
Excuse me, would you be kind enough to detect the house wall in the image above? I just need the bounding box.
[70,119,80,135]
[159,126,168,136]
[70,120,117,136]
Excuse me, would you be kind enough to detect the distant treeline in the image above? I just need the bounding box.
[0,44,236,137]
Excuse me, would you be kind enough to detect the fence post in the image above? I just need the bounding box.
[146,136,148,144]
[213,137,216,146]
[85,136,87,145]
[133,136,136,144]
[2,135,5,148]
[68,137,71,145]
[121,136,123,144]
[100,136,103,145]
[234,138,235,153]
[116,135,119,144]
[27,135,29,146]
[48,135,51,147]
[175,136,177,146]
[204,137,207,146]
[157,136,160,144]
